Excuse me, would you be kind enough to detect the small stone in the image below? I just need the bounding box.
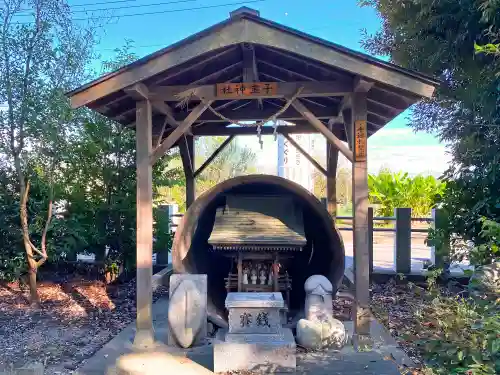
[296,317,347,350]
[63,361,77,370]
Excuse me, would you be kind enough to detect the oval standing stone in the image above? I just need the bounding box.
[168,279,204,348]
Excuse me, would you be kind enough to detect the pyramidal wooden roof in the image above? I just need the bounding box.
[67,7,439,141]
[208,194,306,249]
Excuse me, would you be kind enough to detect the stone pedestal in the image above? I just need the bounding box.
[214,292,296,373]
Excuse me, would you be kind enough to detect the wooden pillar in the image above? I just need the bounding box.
[350,93,371,339]
[237,253,243,292]
[134,99,155,348]
[326,124,339,217]
[179,135,195,209]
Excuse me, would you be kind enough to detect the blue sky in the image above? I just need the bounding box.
[64,0,450,176]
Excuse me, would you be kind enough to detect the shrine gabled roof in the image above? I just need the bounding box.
[208,194,307,248]
[66,6,439,140]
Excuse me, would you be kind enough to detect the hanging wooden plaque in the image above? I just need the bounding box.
[354,120,367,162]
[216,82,278,98]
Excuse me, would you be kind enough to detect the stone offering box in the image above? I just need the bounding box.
[214,292,296,373]
[227,292,283,335]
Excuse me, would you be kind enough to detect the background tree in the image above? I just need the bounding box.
[0,0,94,303]
[360,0,500,260]
[159,136,257,210]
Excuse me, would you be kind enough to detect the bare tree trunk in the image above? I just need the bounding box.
[15,155,51,306]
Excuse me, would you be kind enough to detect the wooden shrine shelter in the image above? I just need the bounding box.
[67,7,438,348]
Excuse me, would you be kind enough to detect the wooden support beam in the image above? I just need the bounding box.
[343,109,353,150]
[282,133,327,176]
[179,135,195,208]
[350,92,371,341]
[124,83,192,135]
[148,81,353,102]
[183,105,337,123]
[191,124,318,136]
[150,100,213,165]
[291,98,353,162]
[242,43,263,110]
[194,135,235,178]
[326,123,339,218]
[134,99,155,348]
[124,83,150,100]
[354,77,374,93]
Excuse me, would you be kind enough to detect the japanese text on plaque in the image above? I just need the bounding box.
[216,82,278,98]
[355,120,367,162]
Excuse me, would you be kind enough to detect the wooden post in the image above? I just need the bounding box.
[368,207,374,277]
[179,135,195,209]
[394,208,412,275]
[273,254,279,292]
[350,92,371,340]
[134,99,155,348]
[237,253,243,292]
[326,126,339,217]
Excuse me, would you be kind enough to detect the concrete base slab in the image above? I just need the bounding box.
[213,329,296,373]
[108,351,213,375]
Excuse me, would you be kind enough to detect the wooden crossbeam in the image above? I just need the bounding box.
[148,81,353,102]
[150,100,213,165]
[291,98,353,162]
[191,124,316,136]
[282,133,327,176]
[193,135,235,178]
[179,105,337,123]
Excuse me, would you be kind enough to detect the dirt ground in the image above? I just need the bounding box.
[0,278,168,375]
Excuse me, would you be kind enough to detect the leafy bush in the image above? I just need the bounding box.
[368,169,445,217]
[413,292,500,375]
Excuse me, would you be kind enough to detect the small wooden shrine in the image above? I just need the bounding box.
[208,195,306,306]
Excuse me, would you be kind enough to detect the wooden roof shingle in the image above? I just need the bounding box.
[208,195,307,248]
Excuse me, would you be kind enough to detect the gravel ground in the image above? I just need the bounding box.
[0,278,168,375]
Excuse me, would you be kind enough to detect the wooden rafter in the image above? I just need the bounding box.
[152,46,239,86]
[291,98,353,162]
[282,133,327,176]
[260,46,350,82]
[190,61,243,85]
[193,135,235,178]
[258,59,316,82]
[258,72,333,108]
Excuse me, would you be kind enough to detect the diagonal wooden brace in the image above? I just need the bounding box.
[290,98,354,162]
[150,100,213,165]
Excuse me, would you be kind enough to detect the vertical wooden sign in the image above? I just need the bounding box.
[354,120,367,162]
